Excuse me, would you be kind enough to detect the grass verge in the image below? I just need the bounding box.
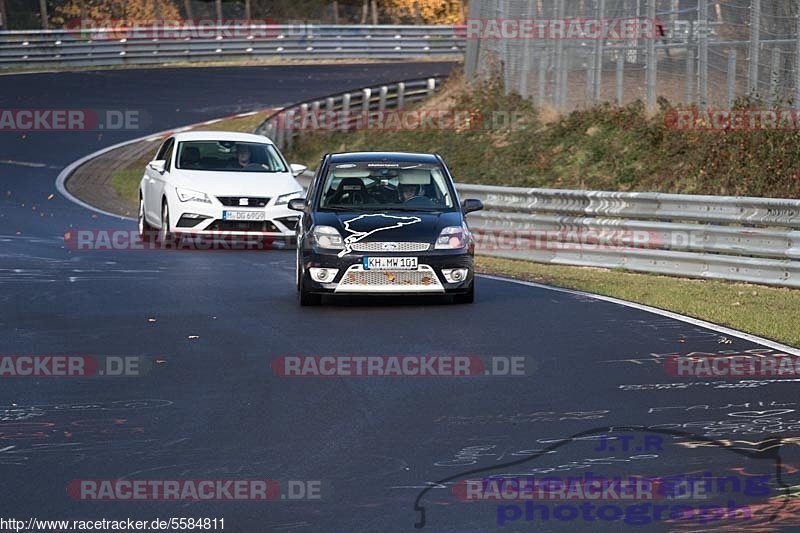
[477,256,800,348]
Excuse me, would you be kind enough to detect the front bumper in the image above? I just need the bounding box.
[300,248,474,295]
[173,203,299,237]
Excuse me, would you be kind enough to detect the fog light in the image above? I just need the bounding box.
[310,268,338,283]
[442,268,469,283]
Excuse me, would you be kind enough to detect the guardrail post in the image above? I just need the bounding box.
[379,86,388,111]
[310,101,320,126]
[616,55,624,105]
[362,88,372,114]
[397,82,405,109]
[341,93,351,131]
[275,114,286,151]
[285,109,295,151]
[426,78,436,97]
[698,0,708,109]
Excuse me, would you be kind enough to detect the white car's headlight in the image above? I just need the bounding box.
[312,226,344,250]
[435,225,468,250]
[275,191,305,205]
[176,187,211,204]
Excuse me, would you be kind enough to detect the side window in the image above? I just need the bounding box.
[162,139,175,171]
[155,137,173,161]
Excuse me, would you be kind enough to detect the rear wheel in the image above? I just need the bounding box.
[452,282,474,304]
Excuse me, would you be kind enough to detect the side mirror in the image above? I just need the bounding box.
[290,163,308,177]
[461,198,484,214]
[148,160,166,174]
[288,198,306,212]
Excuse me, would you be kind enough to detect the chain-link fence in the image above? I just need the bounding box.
[465,0,800,110]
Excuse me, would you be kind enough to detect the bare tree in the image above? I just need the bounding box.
[370,0,378,24]
[0,0,8,30]
[39,0,49,29]
[245,0,251,20]
[361,0,368,23]
[183,0,194,19]
[216,0,222,22]
[332,0,340,24]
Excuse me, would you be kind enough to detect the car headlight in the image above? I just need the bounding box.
[435,225,468,250]
[275,191,305,205]
[312,226,344,250]
[175,187,211,204]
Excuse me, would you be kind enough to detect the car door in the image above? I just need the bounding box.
[145,137,174,223]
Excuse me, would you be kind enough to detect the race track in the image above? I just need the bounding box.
[1,63,799,532]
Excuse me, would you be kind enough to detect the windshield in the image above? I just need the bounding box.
[319,161,455,211]
[175,141,288,172]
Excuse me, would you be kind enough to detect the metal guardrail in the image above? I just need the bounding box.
[254,77,441,151]
[0,25,464,68]
[460,184,800,289]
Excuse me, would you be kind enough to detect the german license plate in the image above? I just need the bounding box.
[363,257,418,270]
[222,211,266,221]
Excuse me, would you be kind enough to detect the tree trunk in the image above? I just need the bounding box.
[216,0,223,22]
[245,0,251,20]
[332,0,339,24]
[153,0,161,19]
[370,0,378,24]
[183,0,194,19]
[360,0,368,24]
[0,0,8,30]
[39,0,48,30]
[79,0,87,21]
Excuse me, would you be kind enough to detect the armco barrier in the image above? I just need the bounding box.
[0,25,464,68]
[254,77,442,151]
[459,184,800,288]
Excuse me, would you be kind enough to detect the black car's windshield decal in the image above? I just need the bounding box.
[339,213,422,257]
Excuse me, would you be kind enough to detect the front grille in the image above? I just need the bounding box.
[335,265,444,293]
[217,196,271,207]
[276,216,299,231]
[350,241,430,252]
[205,220,281,232]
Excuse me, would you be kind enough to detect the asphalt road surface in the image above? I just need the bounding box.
[1,63,799,532]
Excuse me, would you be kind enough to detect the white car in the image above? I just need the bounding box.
[138,131,306,246]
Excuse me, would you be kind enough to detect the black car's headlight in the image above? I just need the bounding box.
[435,225,468,250]
[311,226,344,250]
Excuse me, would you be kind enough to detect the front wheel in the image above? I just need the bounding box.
[138,195,154,240]
[451,283,475,304]
[158,201,172,244]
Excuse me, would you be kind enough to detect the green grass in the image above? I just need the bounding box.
[477,256,800,347]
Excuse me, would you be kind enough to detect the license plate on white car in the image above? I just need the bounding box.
[222,211,266,221]
[362,257,418,270]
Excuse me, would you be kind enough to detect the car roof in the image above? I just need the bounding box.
[170,131,275,144]
[328,152,440,164]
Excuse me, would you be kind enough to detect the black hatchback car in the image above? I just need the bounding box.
[288,152,484,306]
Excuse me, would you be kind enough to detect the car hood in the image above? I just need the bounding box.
[171,169,302,197]
[315,211,464,243]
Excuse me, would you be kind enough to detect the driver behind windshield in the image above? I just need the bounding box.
[232,144,262,170]
[398,183,421,202]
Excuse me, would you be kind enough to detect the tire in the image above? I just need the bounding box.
[452,282,475,304]
[299,275,322,306]
[158,200,172,245]
[138,194,154,240]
